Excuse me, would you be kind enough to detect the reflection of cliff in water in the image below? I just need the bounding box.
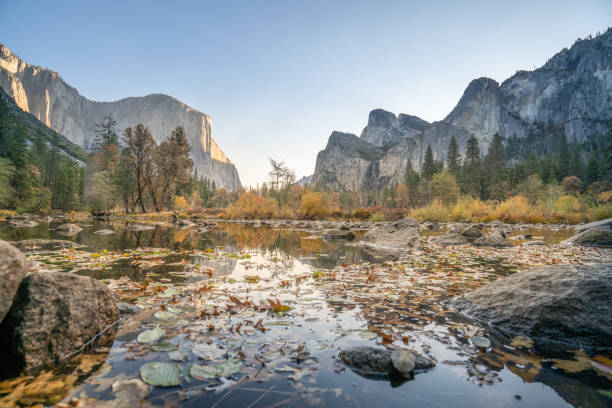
[192,254,238,276]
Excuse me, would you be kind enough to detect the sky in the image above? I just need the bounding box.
[0,1,610,187]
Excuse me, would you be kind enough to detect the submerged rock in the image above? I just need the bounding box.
[8,220,39,228]
[12,239,79,253]
[339,346,435,379]
[56,223,83,236]
[562,228,612,247]
[449,264,612,349]
[432,231,471,246]
[126,224,156,232]
[94,229,115,235]
[473,231,512,247]
[0,240,28,323]
[321,229,356,240]
[0,272,119,376]
[360,218,421,249]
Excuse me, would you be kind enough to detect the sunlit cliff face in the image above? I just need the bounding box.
[0,43,242,190]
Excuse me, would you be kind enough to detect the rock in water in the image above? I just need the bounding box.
[12,239,79,252]
[321,229,356,240]
[0,240,28,323]
[473,231,512,247]
[56,223,83,235]
[562,228,612,247]
[391,349,416,377]
[0,272,119,376]
[449,264,612,349]
[360,218,421,249]
[339,346,435,379]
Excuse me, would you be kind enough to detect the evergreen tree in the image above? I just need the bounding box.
[569,143,584,180]
[557,133,570,179]
[404,160,420,207]
[462,135,482,198]
[421,145,436,181]
[484,133,506,200]
[446,135,460,176]
[585,155,600,186]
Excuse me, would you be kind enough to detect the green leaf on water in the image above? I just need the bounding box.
[217,359,243,377]
[471,336,491,349]
[139,362,181,387]
[137,327,164,343]
[312,270,325,279]
[190,364,218,380]
[152,342,178,352]
[190,359,243,380]
[357,330,378,340]
[154,311,175,320]
[598,389,612,399]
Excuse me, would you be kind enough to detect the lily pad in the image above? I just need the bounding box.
[154,311,176,320]
[137,327,164,343]
[139,362,181,387]
[152,342,179,352]
[217,359,243,377]
[190,364,218,380]
[169,350,188,361]
[357,331,378,340]
[471,336,491,349]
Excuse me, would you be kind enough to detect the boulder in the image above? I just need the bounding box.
[562,228,612,247]
[0,272,119,375]
[574,218,612,233]
[432,231,471,246]
[339,346,435,378]
[8,220,39,228]
[449,264,612,349]
[12,239,79,253]
[321,229,356,240]
[94,229,115,235]
[126,224,155,232]
[360,218,421,249]
[461,225,483,239]
[473,231,512,247]
[0,241,28,323]
[56,223,83,236]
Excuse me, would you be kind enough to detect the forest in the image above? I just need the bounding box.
[1,95,611,224]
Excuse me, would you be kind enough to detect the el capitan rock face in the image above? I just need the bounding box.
[0,44,241,191]
[313,29,612,191]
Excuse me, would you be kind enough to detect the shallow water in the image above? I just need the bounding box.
[0,219,610,408]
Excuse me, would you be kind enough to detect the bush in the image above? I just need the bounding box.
[450,197,494,222]
[368,212,385,222]
[351,207,373,220]
[226,192,278,219]
[300,192,329,220]
[586,203,612,221]
[410,200,449,222]
[553,195,584,223]
[494,196,531,223]
[430,171,459,204]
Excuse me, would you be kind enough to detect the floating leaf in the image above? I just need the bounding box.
[152,342,178,352]
[190,364,217,380]
[139,362,181,387]
[169,350,188,361]
[510,336,534,349]
[159,288,181,298]
[312,271,325,279]
[471,336,491,349]
[357,331,378,340]
[328,297,346,304]
[154,311,175,320]
[591,360,612,376]
[137,327,164,343]
[244,275,260,283]
[598,389,612,399]
[217,359,243,377]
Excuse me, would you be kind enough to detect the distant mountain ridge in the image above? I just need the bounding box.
[0,43,242,190]
[312,29,612,191]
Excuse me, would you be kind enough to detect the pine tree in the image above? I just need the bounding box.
[585,155,600,186]
[404,160,420,207]
[557,133,570,180]
[462,135,482,198]
[484,133,506,199]
[569,143,584,179]
[421,145,436,181]
[446,135,460,176]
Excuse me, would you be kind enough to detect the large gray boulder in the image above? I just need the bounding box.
[0,272,119,375]
[574,218,612,233]
[473,231,512,247]
[56,223,83,236]
[449,264,612,348]
[360,218,421,249]
[562,228,612,247]
[0,241,28,323]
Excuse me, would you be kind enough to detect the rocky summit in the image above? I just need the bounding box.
[312,29,612,191]
[0,44,242,190]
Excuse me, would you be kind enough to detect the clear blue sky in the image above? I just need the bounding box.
[1,1,610,187]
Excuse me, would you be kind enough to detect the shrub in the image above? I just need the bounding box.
[368,212,385,222]
[561,176,583,194]
[173,196,189,212]
[553,195,583,223]
[586,203,612,221]
[226,192,278,219]
[450,197,494,222]
[300,192,329,220]
[494,196,531,223]
[351,207,373,220]
[410,200,449,222]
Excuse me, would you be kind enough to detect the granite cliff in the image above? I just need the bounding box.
[312,29,612,191]
[0,44,241,190]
